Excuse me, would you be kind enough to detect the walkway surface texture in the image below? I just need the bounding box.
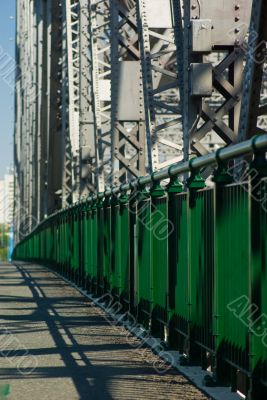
[0,263,209,400]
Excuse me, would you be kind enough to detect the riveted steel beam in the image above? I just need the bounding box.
[90,0,112,192]
[79,0,96,195]
[239,0,267,140]
[110,0,147,185]
[137,0,183,172]
[182,0,252,160]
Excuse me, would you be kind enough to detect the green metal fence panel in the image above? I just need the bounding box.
[63,212,69,277]
[110,195,121,297]
[84,204,92,284]
[60,214,65,273]
[189,188,214,359]
[129,191,138,315]
[103,197,111,292]
[150,184,168,336]
[97,199,104,294]
[215,183,250,383]
[69,208,75,275]
[168,190,189,349]
[80,203,88,285]
[250,177,267,396]
[119,193,130,307]
[90,202,98,292]
[78,205,84,285]
[136,189,152,325]
[46,225,53,263]
[13,141,267,400]
[67,211,72,279]
[73,206,80,274]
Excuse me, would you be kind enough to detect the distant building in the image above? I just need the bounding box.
[0,172,14,225]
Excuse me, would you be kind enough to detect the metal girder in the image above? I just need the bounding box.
[47,0,64,215]
[239,0,267,140]
[36,0,49,221]
[79,0,96,195]
[137,0,182,171]
[15,0,267,245]
[182,0,252,159]
[61,0,81,206]
[90,0,112,192]
[110,0,147,185]
[14,0,43,240]
[14,0,24,242]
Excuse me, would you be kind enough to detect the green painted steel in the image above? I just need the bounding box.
[110,195,121,295]
[250,177,267,397]
[103,197,111,291]
[214,183,251,388]
[119,193,130,306]
[188,188,214,359]
[136,188,152,325]
[150,183,168,336]
[168,188,189,349]
[13,140,267,400]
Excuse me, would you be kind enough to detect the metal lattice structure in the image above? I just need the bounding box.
[14,0,267,242]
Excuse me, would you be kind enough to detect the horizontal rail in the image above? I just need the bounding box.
[97,134,267,200]
[94,135,267,201]
[27,134,267,233]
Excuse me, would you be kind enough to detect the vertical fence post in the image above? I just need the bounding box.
[129,185,139,316]
[213,157,250,392]
[110,192,120,300]
[150,178,168,340]
[103,193,111,294]
[185,166,206,365]
[79,201,86,288]
[119,190,130,311]
[62,210,67,277]
[73,204,80,284]
[167,176,184,349]
[77,203,83,286]
[84,199,92,291]
[97,196,104,295]
[248,150,267,399]
[91,198,98,294]
[136,184,151,329]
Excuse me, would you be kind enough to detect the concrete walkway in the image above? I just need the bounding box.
[0,263,209,400]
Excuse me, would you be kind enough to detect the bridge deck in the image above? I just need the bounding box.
[0,263,208,400]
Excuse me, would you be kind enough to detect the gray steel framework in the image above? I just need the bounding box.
[14,0,267,242]
[90,0,112,192]
[137,0,182,172]
[239,0,267,140]
[110,0,146,184]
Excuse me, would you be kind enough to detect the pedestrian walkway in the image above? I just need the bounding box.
[0,263,208,400]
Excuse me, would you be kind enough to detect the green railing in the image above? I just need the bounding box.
[13,135,267,399]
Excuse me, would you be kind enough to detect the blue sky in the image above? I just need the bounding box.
[0,1,15,178]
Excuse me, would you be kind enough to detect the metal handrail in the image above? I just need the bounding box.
[108,134,267,198]
[21,134,267,239]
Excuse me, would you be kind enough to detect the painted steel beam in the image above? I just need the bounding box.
[79,0,96,195]
[14,0,265,245]
[61,0,80,205]
[90,0,112,192]
[137,0,183,172]
[110,0,147,184]
[182,0,252,159]
[46,0,64,215]
[239,0,267,140]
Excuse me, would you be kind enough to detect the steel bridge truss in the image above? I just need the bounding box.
[14,0,267,240]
